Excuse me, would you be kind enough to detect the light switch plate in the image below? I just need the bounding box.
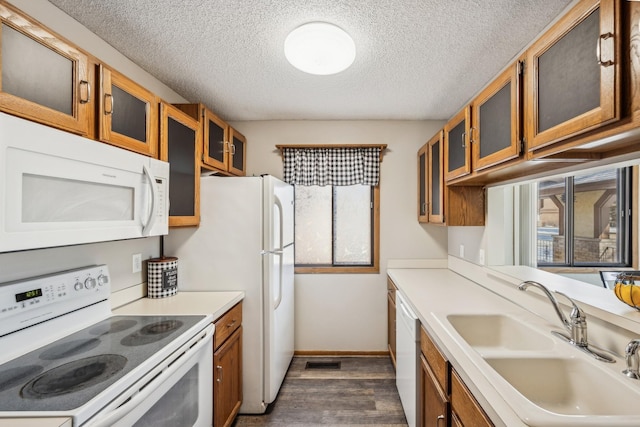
[479,249,485,265]
[459,244,465,258]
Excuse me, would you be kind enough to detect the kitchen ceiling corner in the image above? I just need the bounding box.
[48,0,573,121]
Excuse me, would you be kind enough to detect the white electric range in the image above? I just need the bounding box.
[0,265,214,426]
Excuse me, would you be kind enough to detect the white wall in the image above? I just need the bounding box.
[231,120,448,351]
[0,0,188,291]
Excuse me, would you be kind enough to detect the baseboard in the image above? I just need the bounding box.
[294,350,390,357]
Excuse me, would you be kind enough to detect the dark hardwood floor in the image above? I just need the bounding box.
[233,356,408,426]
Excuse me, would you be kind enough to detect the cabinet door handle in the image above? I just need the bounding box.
[223,141,230,153]
[461,131,466,149]
[469,127,476,144]
[231,143,236,155]
[216,365,223,383]
[436,415,445,426]
[597,32,614,67]
[104,93,114,115]
[79,80,91,104]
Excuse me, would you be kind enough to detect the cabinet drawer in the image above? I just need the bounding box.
[420,326,449,393]
[214,302,242,349]
[451,370,493,427]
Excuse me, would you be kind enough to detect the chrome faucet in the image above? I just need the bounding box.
[518,280,615,363]
[623,339,640,379]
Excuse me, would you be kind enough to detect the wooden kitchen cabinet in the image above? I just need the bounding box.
[418,143,429,222]
[387,277,397,369]
[418,131,444,223]
[420,355,448,427]
[444,106,471,181]
[0,1,91,136]
[99,64,159,157]
[174,103,247,176]
[525,0,620,151]
[451,369,494,427]
[471,63,522,171]
[213,302,243,427]
[159,102,201,227]
[419,326,450,427]
[418,130,484,226]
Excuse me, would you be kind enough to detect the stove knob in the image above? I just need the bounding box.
[74,280,83,291]
[97,274,109,286]
[84,277,97,290]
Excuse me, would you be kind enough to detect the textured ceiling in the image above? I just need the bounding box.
[48,0,573,121]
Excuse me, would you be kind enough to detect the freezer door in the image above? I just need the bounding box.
[263,243,295,404]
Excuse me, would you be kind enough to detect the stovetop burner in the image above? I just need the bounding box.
[21,355,127,399]
[121,319,184,346]
[0,365,43,393]
[40,338,101,360]
[0,314,205,412]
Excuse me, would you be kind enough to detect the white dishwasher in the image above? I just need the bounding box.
[396,291,420,427]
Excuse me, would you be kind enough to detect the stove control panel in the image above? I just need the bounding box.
[0,265,111,336]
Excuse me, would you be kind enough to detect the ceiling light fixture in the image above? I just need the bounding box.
[284,22,356,75]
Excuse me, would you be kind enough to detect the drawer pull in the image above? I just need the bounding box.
[436,414,445,426]
[226,319,237,328]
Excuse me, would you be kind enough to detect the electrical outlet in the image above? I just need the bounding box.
[459,244,465,258]
[132,253,142,273]
[479,249,485,265]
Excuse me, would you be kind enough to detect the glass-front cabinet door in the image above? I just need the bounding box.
[160,102,201,227]
[99,65,159,157]
[472,63,521,171]
[444,106,471,182]
[228,127,247,176]
[203,108,229,171]
[0,2,90,135]
[526,0,619,151]
[428,131,445,224]
[417,143,428,222]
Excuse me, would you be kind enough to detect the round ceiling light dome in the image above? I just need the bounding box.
[284,22,356,75]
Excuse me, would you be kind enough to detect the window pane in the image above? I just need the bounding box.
[294,185,332,264]
[537,177,566,264]
[573,169,619,264]
[334,185,371,265]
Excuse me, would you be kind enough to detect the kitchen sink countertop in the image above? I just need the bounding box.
[387,267,638,427]
[113,290,244,318]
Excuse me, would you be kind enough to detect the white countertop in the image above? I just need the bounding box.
[0,419,71,427]
[387,267,638,427]
[113,291,244,319]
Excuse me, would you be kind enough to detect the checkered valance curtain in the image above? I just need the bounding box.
[282,146,382,186]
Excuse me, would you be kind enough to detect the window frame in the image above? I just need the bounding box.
[294,184,380,274]
[536,166,633,269]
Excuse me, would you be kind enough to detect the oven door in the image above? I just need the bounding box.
[84,324,214,427]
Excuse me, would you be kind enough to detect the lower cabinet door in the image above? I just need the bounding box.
[420,355,448,427]
[213,327,242,427]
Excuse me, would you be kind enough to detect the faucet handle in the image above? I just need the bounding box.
[555,291,588,347]
[623,339,640,379]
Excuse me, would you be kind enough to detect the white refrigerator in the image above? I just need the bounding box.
[165,174,295,414]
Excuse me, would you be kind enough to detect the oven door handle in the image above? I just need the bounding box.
[84,323,214,427]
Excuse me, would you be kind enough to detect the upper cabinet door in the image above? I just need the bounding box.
[428,131,445,224]
[202,108,230,171]
[444,106,471,181]
[160,102,201,227]
[99,64,159,157]
[417,142,428,223]
[228,127,247,176]
[0,1,90,135]
[472,63,521,171]
[526,0,620,150]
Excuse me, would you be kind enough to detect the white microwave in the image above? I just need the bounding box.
[0,112,169,253]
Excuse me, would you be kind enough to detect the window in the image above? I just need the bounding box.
[294,184,379,273]
[536,167,632,267]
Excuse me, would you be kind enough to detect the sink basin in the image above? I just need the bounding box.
[446,314,554,351]
[485,357,640,417]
